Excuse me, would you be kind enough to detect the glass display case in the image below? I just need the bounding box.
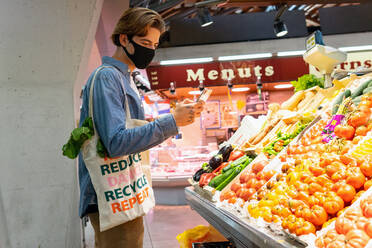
[150,143,217,179]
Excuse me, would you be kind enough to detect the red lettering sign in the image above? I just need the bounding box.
[147,57,308,90]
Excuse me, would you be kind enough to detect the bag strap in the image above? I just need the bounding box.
[88,66,132,136]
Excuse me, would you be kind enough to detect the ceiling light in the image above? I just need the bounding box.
[218,53,272,61]
[274,20,288,37]
[189,90,201,95]
[339,45,372,52]
[274,84,293,89]
[160,57,213,65]
[198,8,213,27]
[229,111,238,115]
[288,5,297,11]
[231,87,250,92]
[277,50,305,57]
[235,8,243,14]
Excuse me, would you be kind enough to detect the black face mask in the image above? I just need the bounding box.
[121,36,155,69]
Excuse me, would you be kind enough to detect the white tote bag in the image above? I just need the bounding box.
[82,66,155,231]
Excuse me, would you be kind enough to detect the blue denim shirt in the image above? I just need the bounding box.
[78,56,178,217]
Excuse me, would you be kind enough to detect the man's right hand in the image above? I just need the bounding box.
[172,99,204,127]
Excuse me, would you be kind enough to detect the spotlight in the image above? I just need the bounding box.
[197,8,213,27]
[199,80,205,91]
[169,82,176,95]
[274,20,288,37]
[273,4,288,37]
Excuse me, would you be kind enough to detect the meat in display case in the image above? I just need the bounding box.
[150,144,217,179]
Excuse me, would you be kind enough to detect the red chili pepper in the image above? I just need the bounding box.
[228,150,245,162]
[199,173,216,187]
[212,162,229,174]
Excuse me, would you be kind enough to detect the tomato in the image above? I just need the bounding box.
[230,182,243,193]
[364,180,372,190]
[220,190,236,201]
[337,207,349,217]
[279,207,292,218]
[309,182,324,195]
[361,198,372,218]
[336,183,356,203]
[335,216,356,235]
[322,217,336,229]
[308,205,328,226]
[309,164,325,177]
[348,111,369,128]
[263,170,276,181]
[251,160,268,173]
[228,196,238,204]
[345,229,370,248]
[237,188,255,201]
[332,180,346,192]
[353,135,363,145]
[356,125,368,136]
[361,161,372,177]
[295,221,316,236]
[327,235,347,248]
[246,178,259,189]
[281,162,295,173]
[315,229,339,248]
[323,195,344,215]
[295,205,311,219]
[266,180,276,190]
[239,172,256,184]
[364,220,372,238]
[358,105,371,116]
[255,179,266,190]
[332,170,347,182]
[308,195,321,207]
[346,167,366,189]
[368,122,372,132]
[317,174,333,186]
[344,207,363,221]
[340,154,355,166]
[352,191,366,204]
[326,162,344,177]
[334,124,355,140]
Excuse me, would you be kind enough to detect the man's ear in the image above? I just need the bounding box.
[119,34,129,47]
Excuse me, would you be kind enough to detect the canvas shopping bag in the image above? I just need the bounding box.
[82,66,155,231]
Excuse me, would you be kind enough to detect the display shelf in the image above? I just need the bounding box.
[185,187,306,248]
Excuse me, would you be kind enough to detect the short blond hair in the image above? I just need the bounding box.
[111,7,165,46]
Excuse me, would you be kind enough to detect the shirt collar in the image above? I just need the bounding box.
[102,56,130,75]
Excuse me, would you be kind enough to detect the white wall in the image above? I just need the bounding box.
[154,32,372,61]
[0,0,103,247]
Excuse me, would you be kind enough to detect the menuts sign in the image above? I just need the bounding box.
[146,57,308,90]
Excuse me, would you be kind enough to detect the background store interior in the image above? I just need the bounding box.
[0,0,372,247]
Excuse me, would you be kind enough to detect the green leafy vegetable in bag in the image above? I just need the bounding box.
[291,74,324,92]
[62,117,109,159]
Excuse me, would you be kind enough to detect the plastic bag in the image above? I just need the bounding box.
[177,225,227,248]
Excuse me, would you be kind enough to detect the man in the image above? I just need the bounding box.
[78,7,204,248]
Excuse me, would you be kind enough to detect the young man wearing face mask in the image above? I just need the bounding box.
[78,7,204,248]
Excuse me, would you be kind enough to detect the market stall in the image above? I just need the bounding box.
[185,63,372,247]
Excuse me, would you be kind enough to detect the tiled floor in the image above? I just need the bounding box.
[84,205,209,248]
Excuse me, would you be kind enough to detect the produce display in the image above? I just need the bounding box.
[190,73,372,247]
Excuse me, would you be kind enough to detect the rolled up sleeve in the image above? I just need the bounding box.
[92,68,179,158]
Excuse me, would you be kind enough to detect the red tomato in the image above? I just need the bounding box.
[230,182,243,193]
[251,160,268,174]
[356,125,368,136]
[237,187,256,201]
[334,125,355,140]
[348,111,369,128]
[220,190,236,201]
[239,172,255,184]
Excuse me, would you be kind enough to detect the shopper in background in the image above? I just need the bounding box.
[78,7,204,248]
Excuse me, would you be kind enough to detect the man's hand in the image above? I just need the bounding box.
[172,99,205,127]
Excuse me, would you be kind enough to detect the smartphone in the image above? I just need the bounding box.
[197,88,212,102]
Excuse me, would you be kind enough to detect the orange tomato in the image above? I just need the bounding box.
[334,124,355,140]
[360,161,372,177]
[364,180,372,190]
[246,178,259,189]
[335,216,356,235]
[361,198,372,218]
[325,162,344,177]
[308,205,328,226]
[340,154,355,166]
[344,207,363,221]
[263,170,276,181]
[251,160,268,173]
[308,195,321,207]
[220,190,236,201]
[356,125,368,136]
[346,167,366,189]
[345,229,370,248]
[309,182,324,195]
[336,183,356,203]
[323,195,344,215]
[295,221,316,236]
[364,220,372,238]
[358,105,371,116]
[240,172,256,184]
[352,135,363,145]
[230,182,243,193]
[310,164,325,176]
[348,111,369,128]
[228,197,238,204]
